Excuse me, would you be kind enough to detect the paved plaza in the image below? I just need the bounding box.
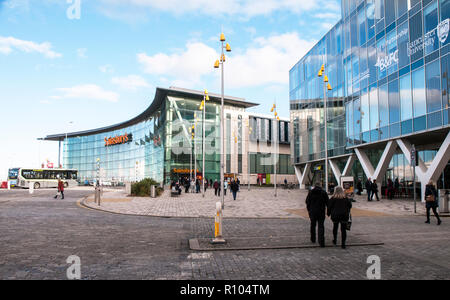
[0,187,449,280]
[82,186,428,218]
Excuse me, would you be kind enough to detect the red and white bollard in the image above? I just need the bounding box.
[212,201,226,244]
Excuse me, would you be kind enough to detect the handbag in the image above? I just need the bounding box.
[346,214,352,231]
[425,194,436,202]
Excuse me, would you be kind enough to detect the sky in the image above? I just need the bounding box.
[0,0,341,180]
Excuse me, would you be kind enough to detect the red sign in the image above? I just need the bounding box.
[47,163,54,169]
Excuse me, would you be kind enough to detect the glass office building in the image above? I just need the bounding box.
[290,0,450,191]
[43,87,258,185]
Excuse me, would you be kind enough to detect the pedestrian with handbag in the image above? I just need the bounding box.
[425,181,442,225]
[54,178,65,200]
[328,186,352,249]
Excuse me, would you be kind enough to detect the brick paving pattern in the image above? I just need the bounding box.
[0,188,448,280]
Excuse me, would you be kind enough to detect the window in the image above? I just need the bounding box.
[385,0,396,26]
[397,0,409,17]
[368,40,377,84]
[442,55,450,110]
[400,74,413,121]
[358,7,366,46]
[424,0,439,55]
[367,0,376,40]
[440,0,450,46]
[397,22,410,69]
[412,67,427,117]
[377,37,387,80]
[409,11,423,62]
[386,29,398,75]
[426,60,442,113]
[379,84,389,127]
[354,98,361,137]
[389,79,400,124]
[370,84,379,129]
[361,91,370,132]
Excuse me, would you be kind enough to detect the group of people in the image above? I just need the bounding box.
[170,177,242,201]
[364,178,380,201]
[306,182,352,249]
[213,178,240,201]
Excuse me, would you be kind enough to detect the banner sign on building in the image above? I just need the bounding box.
[104,133,133,147]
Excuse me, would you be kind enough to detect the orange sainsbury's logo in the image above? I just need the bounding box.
[104,133,133,147]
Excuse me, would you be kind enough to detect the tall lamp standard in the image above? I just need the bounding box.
[318,63,333,193]
[200,89,210,197]
[270,104,280,197]
[214,32,231,209]
[245,119,253,191]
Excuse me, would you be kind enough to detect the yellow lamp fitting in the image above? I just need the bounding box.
[226,43,231,52]
[270,107,274,112]
[221,54,226,62]
[327,83,332,90]
[324,75,329,82]
[214,59,220,68]
[205,95,210,101]
[204,89,208,95]
[220,33,226,42]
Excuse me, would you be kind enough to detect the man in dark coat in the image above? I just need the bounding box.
[305,182,329,247]
[365,178,372,201]
[371,179,379,201]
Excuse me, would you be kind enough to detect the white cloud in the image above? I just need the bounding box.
[111,75,151,91]
[0,36,61,58]
[77,48,87,58]
[137,42,217,86]
[99,64,114,73]
[53,84,119,102]
[99,0,328,18]
[137,32,315,89]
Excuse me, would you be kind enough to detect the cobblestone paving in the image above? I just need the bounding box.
[83,187,429,218]
[0,189,448,280]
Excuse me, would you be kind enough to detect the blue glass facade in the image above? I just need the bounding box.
[290,0,450,189]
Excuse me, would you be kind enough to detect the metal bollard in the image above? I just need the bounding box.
[29,182,34,194]
[94,186,101,206]
[212,201,226,244]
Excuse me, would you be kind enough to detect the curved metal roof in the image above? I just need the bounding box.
[42,87,259,141]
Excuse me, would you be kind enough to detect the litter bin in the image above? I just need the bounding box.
[439,189,449,213]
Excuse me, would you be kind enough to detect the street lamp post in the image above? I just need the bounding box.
[318,63,332,194]
[271,104,280,197]
[214,32,231,209]
[245,119,253,191]
[201,90,210,197]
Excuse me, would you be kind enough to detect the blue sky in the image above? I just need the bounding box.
[0,0,341,180]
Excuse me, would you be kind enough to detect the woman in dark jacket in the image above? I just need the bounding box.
[425,181,441,225]
[328,186,352,249]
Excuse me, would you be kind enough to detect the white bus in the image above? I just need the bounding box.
[17,168,78,189]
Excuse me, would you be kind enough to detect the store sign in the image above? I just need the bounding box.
[408,18,449,57]
[104,133,133,147]
[172,168,199,174]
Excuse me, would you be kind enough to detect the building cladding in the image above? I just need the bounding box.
[44,87,296,185]
[290,0,450,194]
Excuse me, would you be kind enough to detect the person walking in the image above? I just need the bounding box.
[356,179,362,196]
[196,179,200,193]
[230,179,239,201]
[213,180,219,196]
[425,181,442,225]
[190,179,195,193]
[223,180,228,196]
[328,186,352,249]
[365,178,372,201]
[305,181,329,247]
[236,178,240,191]
[371,179,379,201]
[54,178,65,200]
